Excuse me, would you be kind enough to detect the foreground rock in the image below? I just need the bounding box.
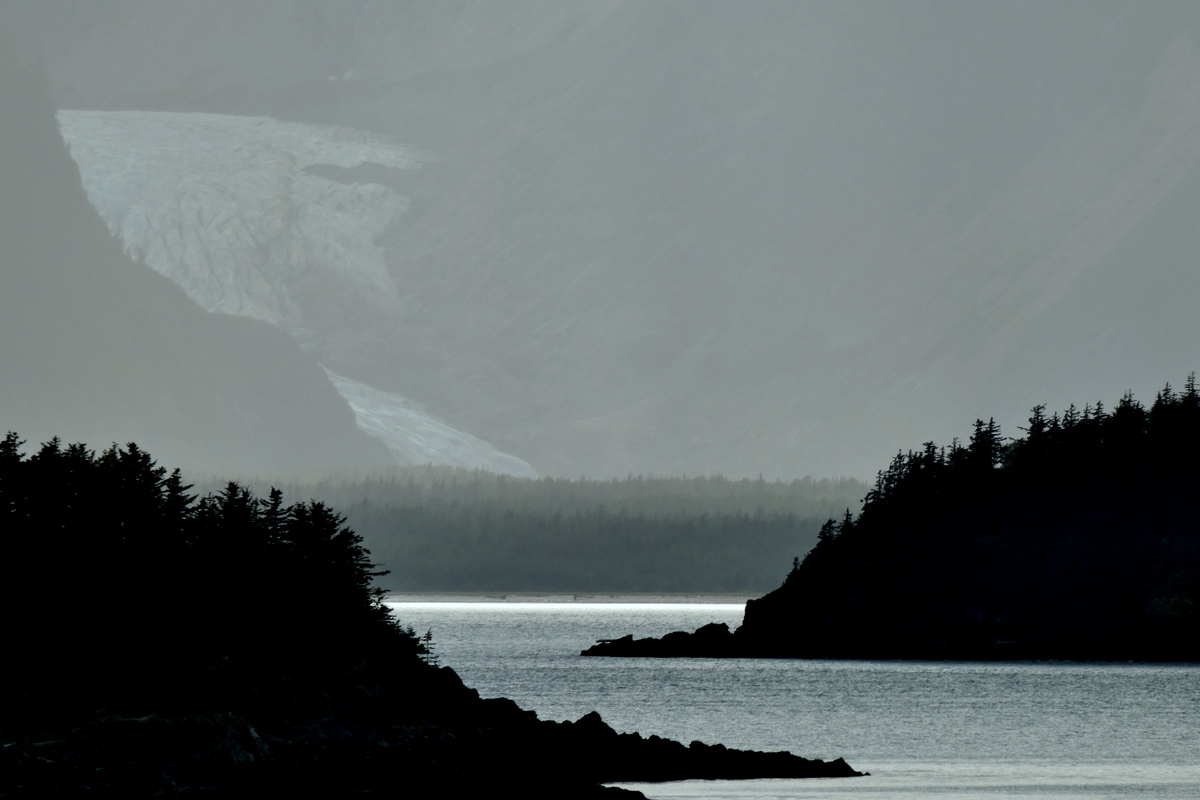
[543,710,862,782]
[1,665,861,797]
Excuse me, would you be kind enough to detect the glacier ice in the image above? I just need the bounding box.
[58,109,535,477]
[323,368,537,478]
[57,109,421,327]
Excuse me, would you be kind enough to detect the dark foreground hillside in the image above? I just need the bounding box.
[586,380,1200,661]
[0,435,860,796]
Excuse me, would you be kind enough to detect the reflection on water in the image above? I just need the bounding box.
[386,601,1200,799]
[620,765,1200,800]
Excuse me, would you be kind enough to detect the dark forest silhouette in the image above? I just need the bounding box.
[1,434,418,727]
[586,378,1200,660]
[0,434,859,795]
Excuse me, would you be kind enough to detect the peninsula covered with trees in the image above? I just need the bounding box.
[586,379,1200,661]
[0,434,860,795]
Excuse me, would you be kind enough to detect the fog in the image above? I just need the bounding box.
[2,1,1199,480]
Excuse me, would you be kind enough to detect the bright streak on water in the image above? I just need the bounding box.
[386,600,1200,799]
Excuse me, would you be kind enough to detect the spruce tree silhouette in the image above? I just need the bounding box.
[0,435,422,730]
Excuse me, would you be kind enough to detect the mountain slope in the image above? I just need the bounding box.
[54,108,537,475]
[11,1,1200,478]
[0,55,390,473]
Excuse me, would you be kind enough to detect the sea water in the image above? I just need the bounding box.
[385,599,1200,799]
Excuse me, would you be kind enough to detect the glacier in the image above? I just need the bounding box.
[323,368,537,478]
[58,109,535,477]
[57,109,420,328]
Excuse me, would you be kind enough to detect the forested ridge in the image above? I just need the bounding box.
[587,378,1200,660]
[0,432,423,730]
[742,378,1200,659]
[194,470,866,592]
[0,433,860,795]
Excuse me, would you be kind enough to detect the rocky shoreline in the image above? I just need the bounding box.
[1,663,863,797]
[584,622,745,658]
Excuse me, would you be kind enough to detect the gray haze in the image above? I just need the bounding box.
[0,51,392,473]
[3,1,1199,479]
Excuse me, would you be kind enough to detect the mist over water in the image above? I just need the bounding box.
[389,601,1200,800]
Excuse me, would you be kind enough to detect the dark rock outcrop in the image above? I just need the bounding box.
[0,663,862,797]
[583,622,739,657]
[550,710,862,782]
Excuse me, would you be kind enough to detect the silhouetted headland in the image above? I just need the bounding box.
[586,380,1200,662]
[0,434,861,796]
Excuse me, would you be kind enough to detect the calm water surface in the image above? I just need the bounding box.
[386,600,1200,799]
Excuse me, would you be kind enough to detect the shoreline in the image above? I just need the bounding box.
[580,623,1200,663]
[384,593,757,604]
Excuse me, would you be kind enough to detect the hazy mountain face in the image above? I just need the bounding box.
[52,108,537,476]
[7,1,1200,479]
[0,55,391,473]
[57,110,422,329]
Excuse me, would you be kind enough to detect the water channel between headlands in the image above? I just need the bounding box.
[386,597,1200,800]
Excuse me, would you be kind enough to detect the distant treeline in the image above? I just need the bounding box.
[196,468,865,516]
[352,505,831,593]
[193,469,867,593]
[736,377,1200,660]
